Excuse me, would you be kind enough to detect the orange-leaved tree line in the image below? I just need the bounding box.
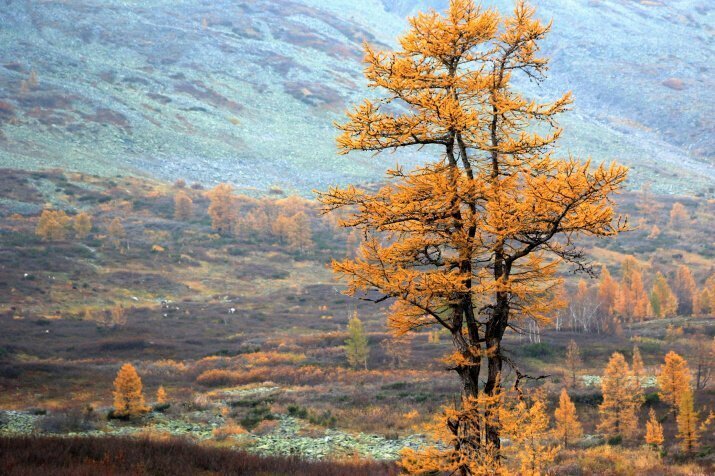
[318,0,627,471]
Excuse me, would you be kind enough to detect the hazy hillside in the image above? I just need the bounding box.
[1,0,713,194]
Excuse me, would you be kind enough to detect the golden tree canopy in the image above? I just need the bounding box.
[113,363,148,418]
[319,0,628,466]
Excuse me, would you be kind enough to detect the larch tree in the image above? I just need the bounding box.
[632,345,645,385]
[113,363,148,418]
[676,388,700,454]
[597,266,619,333]
[565,339,581,388]
[345,311,369,370]
[644,408,664,449]
[693,335,713,390]
[286,211,314,254]
[318,0,627,465]
[668,202,688,229]
[650,272,677,318]
[505,394,558,476]
[554,387,583,447]
[156,386,168,404]
[206,183,236,234]
[36,209,71,241]
[614,258,649,322]
[657,351,691,410]
[673,265,697,316]
[597,352,641,441]
[107,217,126,251]
[174,190,194,221]
[73,212,93,239]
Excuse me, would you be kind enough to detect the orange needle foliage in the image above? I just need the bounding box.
[113,363,149,418]
[319,0,627,469]
[644,408,664,449]
[657,351,691,409]
[554,388,582,448]
[597,352,641,441]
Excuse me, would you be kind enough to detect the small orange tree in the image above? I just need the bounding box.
[113,363,148,418]
[107,217,126,250]
[597,352,641,441]
[73,212,93,239]
[319,0,627,464]
[676,388,699,454]
[36,209,71,240]
[565,340,581,388]
[174,191,194,220]
[657,351,691,409]
[156,386,168,404]
[554,388,582,447]
[206,183,236,234]
[644,408,664,449]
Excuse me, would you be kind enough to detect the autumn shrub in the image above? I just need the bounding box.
[252,419,280,435]
[554,445,702,475]
[212,422,247,441]
[241,351,306,366]
[237,403,274,430]
[36,407,101,434]
[0,436,399,475]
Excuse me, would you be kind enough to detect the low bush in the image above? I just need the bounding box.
[0,436,399,475]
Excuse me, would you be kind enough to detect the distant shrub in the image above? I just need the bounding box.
[212,422,246,440]
[643,392,660,405]
[308,410,337,429]
[36,408,101,434]
[287,404,309,419]
[238,403,274,430]
[570,392,603,406]
[520,342,559,359]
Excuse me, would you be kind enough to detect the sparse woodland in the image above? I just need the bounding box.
[0,1,714,475]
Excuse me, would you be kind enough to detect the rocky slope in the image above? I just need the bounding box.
[0,0,713,194]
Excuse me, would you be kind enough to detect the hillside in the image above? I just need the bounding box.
[0,169,713,472]
[1,0,713,195]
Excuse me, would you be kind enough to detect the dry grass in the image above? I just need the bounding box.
[0,436,399,475]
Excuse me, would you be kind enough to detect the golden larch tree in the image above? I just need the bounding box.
[644,408,664,449]
[657,351,691,409]
[632,345,645,385]
[505,394,558,476]
[174,191,194,220]
[694,335,713,390]
[565,339,581,388]
[110,304,127,327]
[206,183,236,234]
[669,202,688,228]
[318,0,627,464]
[113,363,148,418]
[36,209,71,241]
[554,388,583,447]
[286,211,314,254]
[597,265,619,332]
[156,386,168,404]
[344,311,369,370]
[597,352,641,440]
[673,264,697,316]
[107,217,126,251]
[614,262,650,322]
[676,388,700,454]
[73,212,92,239]
[650,272,677,318]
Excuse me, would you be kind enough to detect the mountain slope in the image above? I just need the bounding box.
[0,0,713,194]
